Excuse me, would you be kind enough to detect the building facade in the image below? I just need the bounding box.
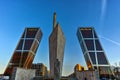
[113,66,120,79]
[11,67,36,80]
[4,28,42,77]
[77,27,114,79]
[49,13,66,78]
[31,63,48,77]
[68,64,99,80]
[74,64,85,72]
[75,70,99,80]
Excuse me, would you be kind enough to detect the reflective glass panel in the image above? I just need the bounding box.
[85,40,94,50]
[89,52,96,64]
[26,28,38,38]
[81,29,93,38]
[80,41,86,53]
[24,40,33,50]
[97,52,108,64]
[16,39,23,50]
[95,40,102,50]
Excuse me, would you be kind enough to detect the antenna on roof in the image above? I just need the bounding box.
[53,12,56,29]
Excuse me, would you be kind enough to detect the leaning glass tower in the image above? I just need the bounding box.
[4,28,42,77]
[77,27,114,79]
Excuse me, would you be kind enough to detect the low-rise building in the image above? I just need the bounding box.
[31,63,48,77]
[11,67,36,80]
[10,63,49,80]
[114,66,120,79]
[75,70,99,80]
[68,64,99,80]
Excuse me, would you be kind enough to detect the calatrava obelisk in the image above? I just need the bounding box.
[49,12,66,79]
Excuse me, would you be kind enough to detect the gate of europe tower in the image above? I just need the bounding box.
[77,27,114,79]
[4,28,42,77]
[49,12,66,78]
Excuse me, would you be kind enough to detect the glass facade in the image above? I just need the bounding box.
[84,40,94,50]
[26,28,38,38]
[16,39,23,50]
[81,28,93,38]
[95,40,102,50]
[80,42,86,53]
[84,53,92,69]
[10,52,21,64]
[31,40,39,53]
[4,28,42,76]
[97,52,108,64]
[24,40,33,50]
[77,27,114,79]
[89,52,96,64]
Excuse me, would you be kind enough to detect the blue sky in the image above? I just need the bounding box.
[0,0,120,76]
